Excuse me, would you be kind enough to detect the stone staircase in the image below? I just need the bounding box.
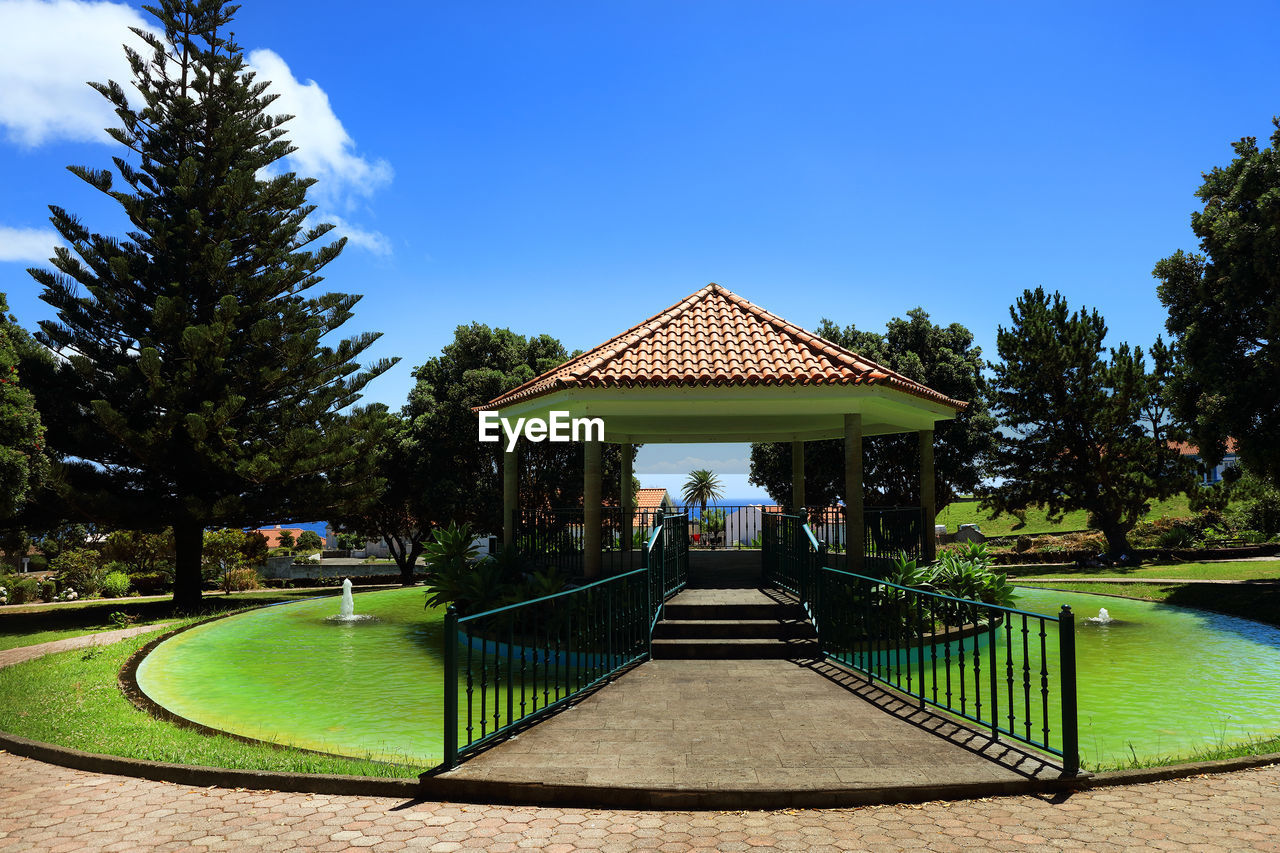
[650,588,819,659]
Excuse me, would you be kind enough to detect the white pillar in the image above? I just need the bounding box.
[920,429,936,563]
[791,440,805,513]
[844,414,863,572]
[584,439,602,578]
[503,445,517,549]
[620,444,633,554]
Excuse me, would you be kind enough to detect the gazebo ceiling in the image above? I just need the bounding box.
[478,284,965,443]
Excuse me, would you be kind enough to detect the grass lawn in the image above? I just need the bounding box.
[0,623,424,777]
[1010,560,1280,582]
[0,587,350,652]
[937,494,1198,537]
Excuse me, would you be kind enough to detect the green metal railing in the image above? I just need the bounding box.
[763,512,1079,775]
[443,513,689,768]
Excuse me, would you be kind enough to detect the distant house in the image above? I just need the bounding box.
[252,525,325,549]
[1169,439,1239,485]
[633,487,678,530]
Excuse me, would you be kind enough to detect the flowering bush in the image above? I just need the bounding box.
[56,587,79,602]
[0,585,8,605]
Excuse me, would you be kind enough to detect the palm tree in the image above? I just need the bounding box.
[682,469,724,544]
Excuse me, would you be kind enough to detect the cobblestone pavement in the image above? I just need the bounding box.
[1,752,1277,851]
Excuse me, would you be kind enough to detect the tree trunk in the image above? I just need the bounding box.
[172,518,204,609]
[1097,521,1132,558]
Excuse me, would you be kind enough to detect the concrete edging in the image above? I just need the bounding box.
[2,608,1279,809]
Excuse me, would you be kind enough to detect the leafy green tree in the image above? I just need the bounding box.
[28,1,393,607]
[276,529,296,551]
[980,288,1191,555]
[202,528,248,593]
[0,293,50,521]
[750,309,998,510]
[1155,118,1280,486]
[404,323,636,534]
[330,408,429,584]
[296,530,324,552]
[103,528,175,576]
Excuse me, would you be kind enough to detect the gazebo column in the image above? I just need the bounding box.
[844,414,864,572]
[620,443,633,556]
[920,429,937,562]
[583,439,602,579]
[791,441,805,513]
[503,443,518,551]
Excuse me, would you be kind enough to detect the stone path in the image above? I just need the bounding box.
[445,657,1059,794]
[1,751,1278,850]
[0,623,173,669]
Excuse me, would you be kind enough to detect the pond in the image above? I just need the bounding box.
[135,585,1280,769]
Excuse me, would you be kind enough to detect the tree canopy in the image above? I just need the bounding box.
[749,309,997,510]
[0,293,50,521]
[980,288,1190,555]
[28,0,393,606]
[403,323,635,535]
[1155,117,1280,486]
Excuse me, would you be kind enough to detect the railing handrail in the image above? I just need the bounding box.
[457,566,647,624]
[818,565,1061,622]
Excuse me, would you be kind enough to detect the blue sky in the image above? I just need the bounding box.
[2,1,1278,499]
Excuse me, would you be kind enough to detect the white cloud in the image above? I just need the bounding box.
[0,0,151,146]
[324,215,392,256]
[248,49,393,205]
[0,1,391,248]
[0,225,62,263]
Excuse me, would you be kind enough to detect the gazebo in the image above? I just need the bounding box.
[478,283,967,577]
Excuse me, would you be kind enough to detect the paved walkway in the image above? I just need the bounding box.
[0,623,173,669]
[445,657,1058,794]
[1,751,1278,850]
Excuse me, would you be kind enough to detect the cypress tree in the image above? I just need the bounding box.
[30,0,395,606]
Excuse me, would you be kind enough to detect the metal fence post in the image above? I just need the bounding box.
[1058,605,1079,776]
[443,605,459,770]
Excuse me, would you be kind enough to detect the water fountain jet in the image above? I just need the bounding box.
[326,578,375,623]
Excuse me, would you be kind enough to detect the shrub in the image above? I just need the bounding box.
[1157,526,1197,549]
[0,584,8,606]
[129,571,172,595]
[223,567,260,592]
[11,577,40,604]
[51,548,105,597]
[40,580,57,601]
[100,571,131,598]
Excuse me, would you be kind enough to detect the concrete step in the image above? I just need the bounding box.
[661,602,806,621]
[650,638,820,660]
[651,619,816,640]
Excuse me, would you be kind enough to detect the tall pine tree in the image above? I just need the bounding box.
[0,293,50,521]
[30,0,394,606]
[981,288,1189,555]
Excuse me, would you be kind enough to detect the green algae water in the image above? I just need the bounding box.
[136,588,455,765]
[137,586,1280,769]
[1013,587,1280,766]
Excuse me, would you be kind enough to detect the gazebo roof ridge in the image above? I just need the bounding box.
[479,283,967,411]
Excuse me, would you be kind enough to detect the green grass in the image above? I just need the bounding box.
[1089,733,1280,772]
[0,624,425,777]
[0,588,346,652]
[1011,560,1280,582]
[1015,579,1280,628]
[938,494,1198,537]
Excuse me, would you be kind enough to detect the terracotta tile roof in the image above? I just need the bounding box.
[252,526,323,549]
[635,488,672,511]
[1168,438,1238,457]
[480,284,967,411]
